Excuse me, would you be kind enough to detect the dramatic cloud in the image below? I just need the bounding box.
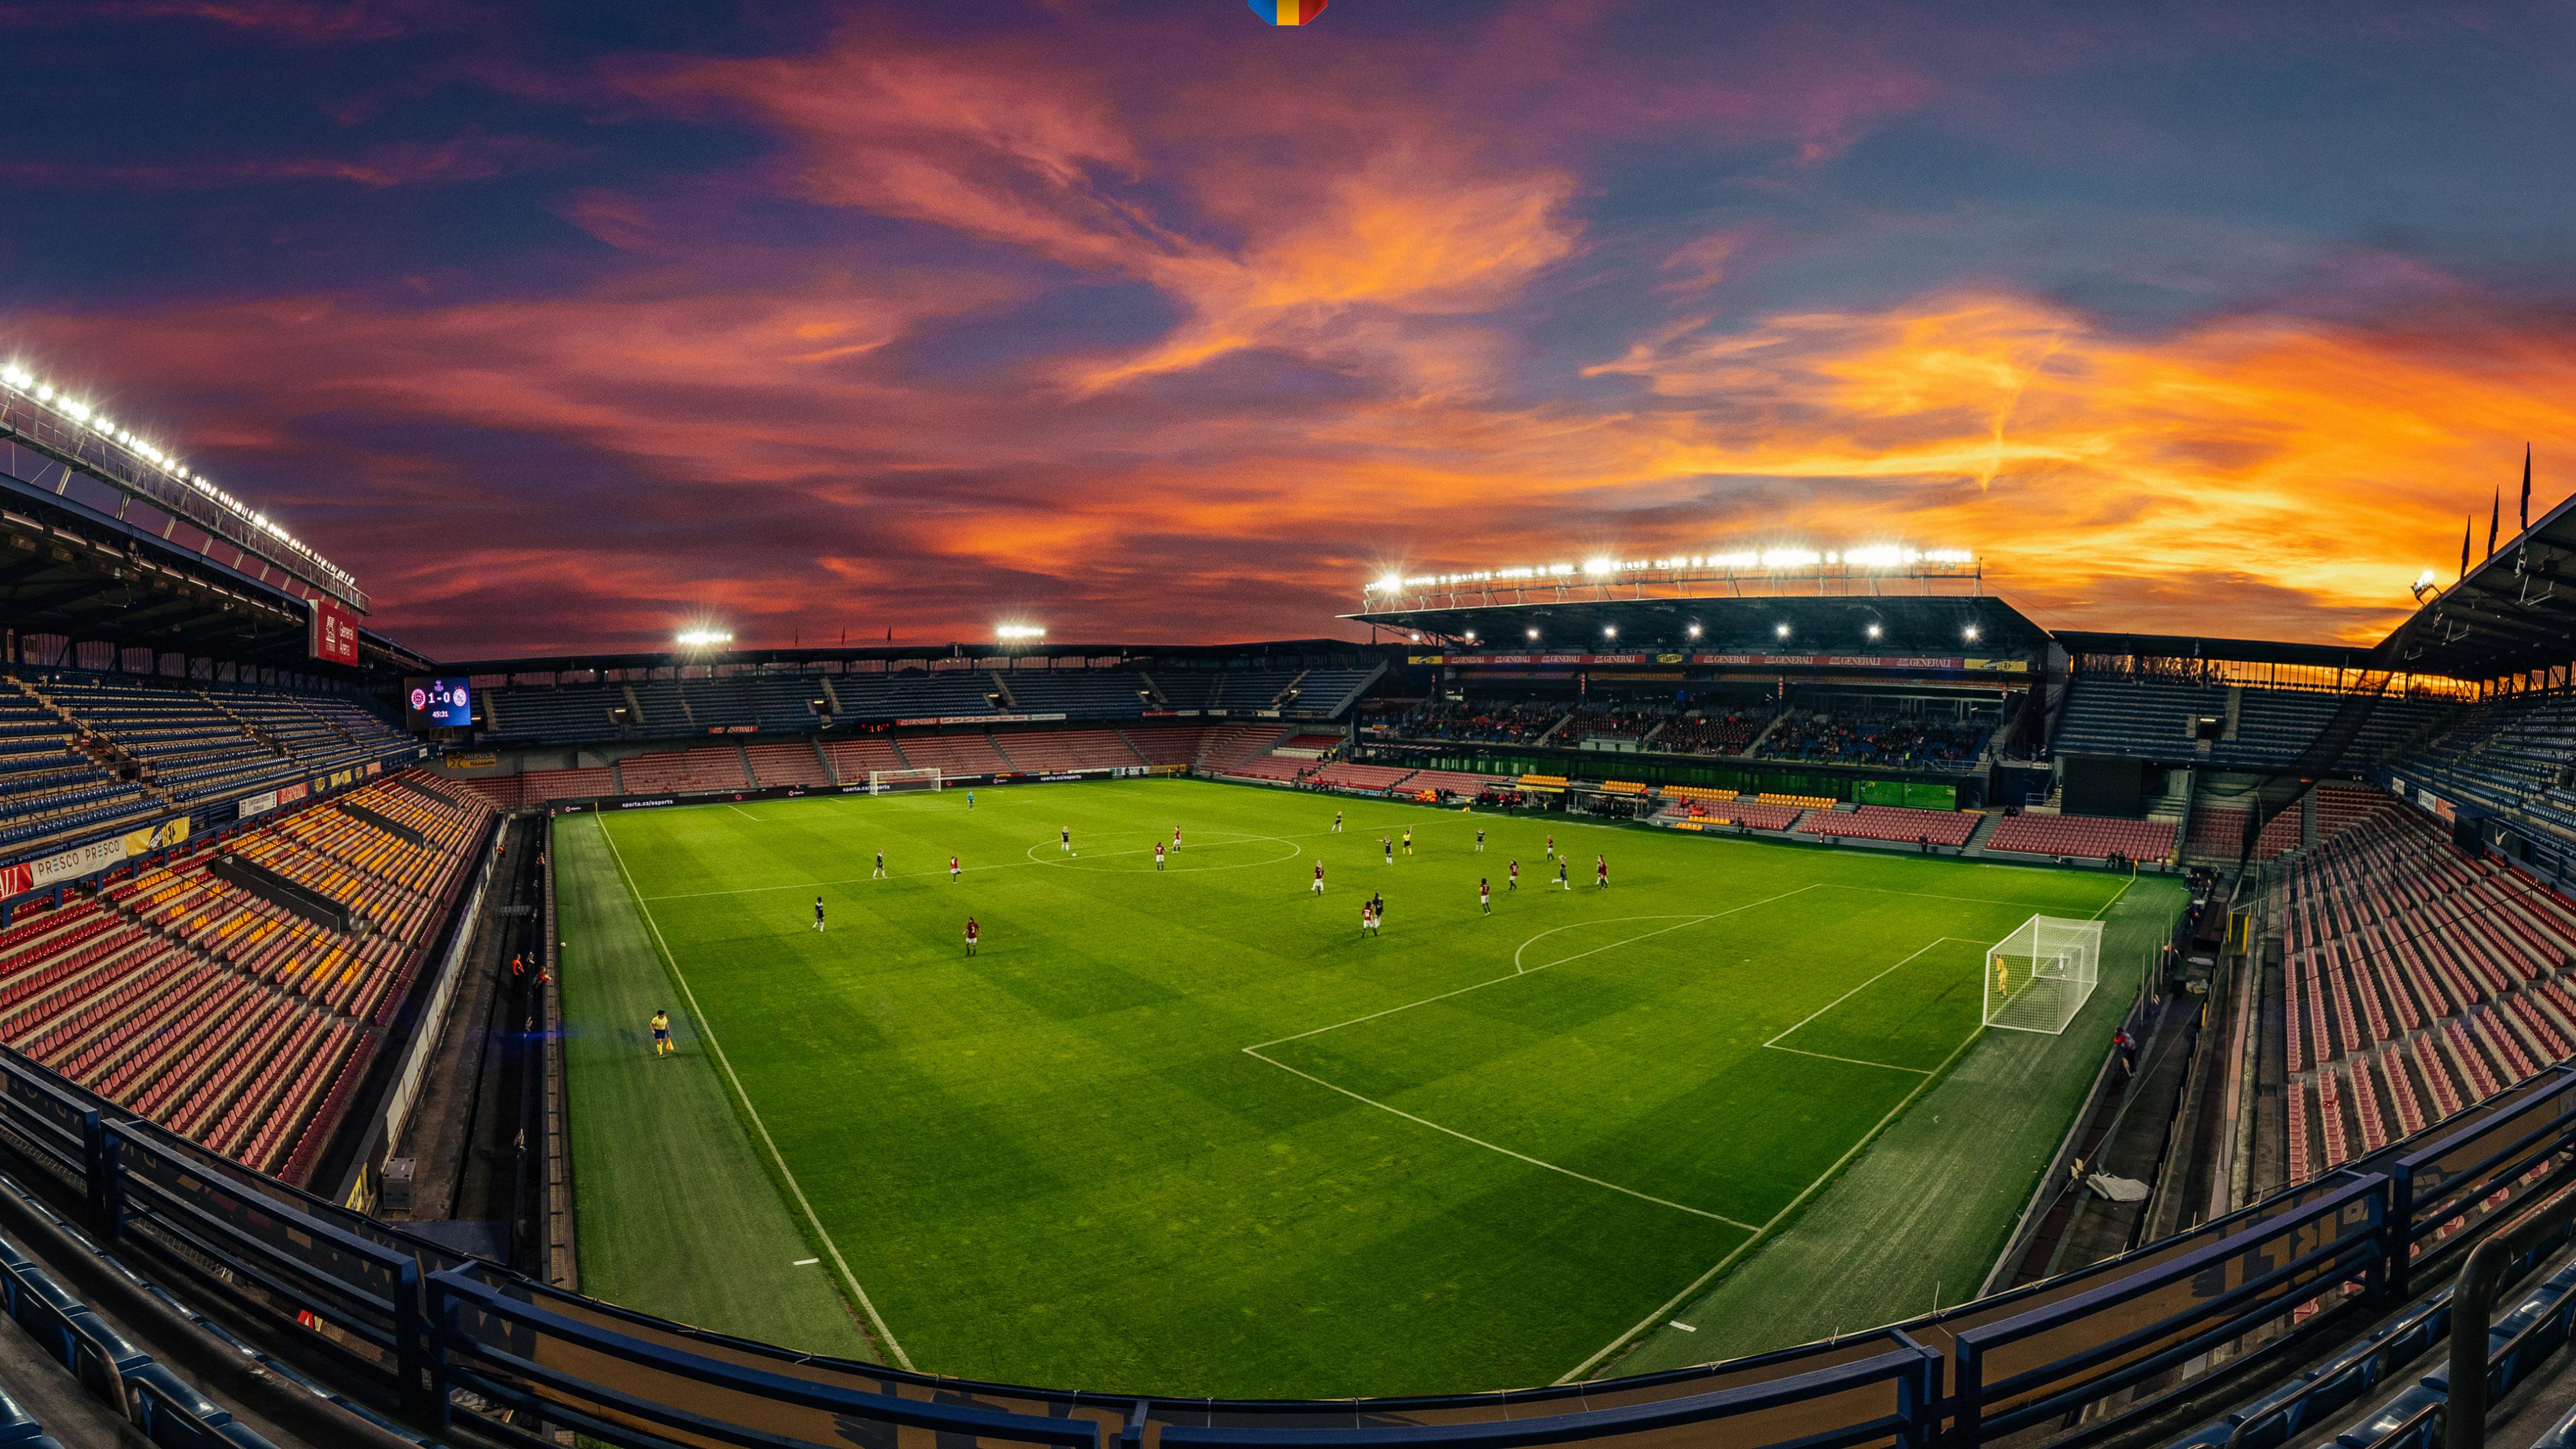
[0,1,2570,655]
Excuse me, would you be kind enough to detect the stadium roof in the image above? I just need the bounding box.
[434,638,1376,678]
[2378,478,2576,681]
[0,470,426,675]
[2048,632,2390,672]
[1344,590,2052,659]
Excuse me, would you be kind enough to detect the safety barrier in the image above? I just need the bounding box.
[0,1051,2572,1447]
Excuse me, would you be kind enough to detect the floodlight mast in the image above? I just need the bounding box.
[1352,549,1982,612]
[0,356,367,611]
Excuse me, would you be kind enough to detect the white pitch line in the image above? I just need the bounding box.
[1762,1044,1930,1075]
[596,818,914,1371]
[1763,936,1969,1048]
[1243,1046,1759,1232]
[1248,885,1820,1053]
[2092,874,2137,920]
[722,804,762,821]
[1556,1020,1988,1385]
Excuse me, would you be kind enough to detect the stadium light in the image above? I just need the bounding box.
[1865,622,1883,641]
[996,625,1046,641]
[676,628,733,649]
[1963,625,1981,643]
[1775,623,1791,639]
[0,350,362,595]
[1603,625,1617,639]
[1686,623,1701,639]
[1462,630,1477,643]
[1582,558,1616,577]
[1525,627,1540,640]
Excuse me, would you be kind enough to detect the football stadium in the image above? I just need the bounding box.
[2,5,2575,1449]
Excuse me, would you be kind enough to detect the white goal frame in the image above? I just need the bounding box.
[868,767,943,795]
[1983,914,2103,1035]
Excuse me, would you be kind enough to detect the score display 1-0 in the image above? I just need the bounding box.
[407,678,473,728]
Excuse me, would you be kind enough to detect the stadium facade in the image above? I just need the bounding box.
[5,374,2576,1446]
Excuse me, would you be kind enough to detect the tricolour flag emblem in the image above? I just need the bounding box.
[1252,0,1327,23]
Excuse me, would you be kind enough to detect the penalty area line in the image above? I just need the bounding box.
[596,818,914,1371]
[1556,1019,1986,1385]
[1242,1046,1758,1232]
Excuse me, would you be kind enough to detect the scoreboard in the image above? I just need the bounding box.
[405,678,474,731]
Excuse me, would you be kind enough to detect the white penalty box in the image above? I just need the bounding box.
[1983,914,2103,1035]
[868,767,944,795]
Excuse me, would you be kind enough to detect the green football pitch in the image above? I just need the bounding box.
[553,777,2182,1397]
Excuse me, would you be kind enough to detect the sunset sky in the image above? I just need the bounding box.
[2,0,2572,657]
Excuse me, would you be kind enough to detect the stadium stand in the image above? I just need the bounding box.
[2382,689,2576,842]
[1656,710,1763,755]
[894,729,1010,777]
[1118,722,1211,766]
[2053,678,2451,769]
[1197,723,1290,772]
[614,745,751,794]
[992,728,1142,773]
[1311,762,1413,792]
[0,771,492,1185]
[1984,812,2176,863]
[2276,806,2576,1179]
[1795,804,1978,847]
[2184,804,2302,863]
[1757,701,1991,769]
[822,735,906,782]
[744,740,831,787]
[1368,700,1566,745]
[521,766,618,802]
[1000,670,1151,718]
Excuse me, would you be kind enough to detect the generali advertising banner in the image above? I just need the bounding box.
[309,597,361,667]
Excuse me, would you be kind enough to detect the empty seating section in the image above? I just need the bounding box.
[1287,669,1377,717]
[0,771,492,1185]
[616,747,750,794]
[1118,724,1210,765]
[823,736,906,783]
[1986,812,2176,862]
[894,730,1009,777]
[0,687,151,853]
[1794,805,1978,847]
[1223,755,1309,784]
[992,729,1140,773]
[521,767,618,802]
[2316,782,2400,841]
[744,741,830,787]
[1311,763,1413,792]
[2382,691,2576,845]
[2279,807,2576,1181]
[1195,724,1286,771]
[489,686,623,741]
[1003,672,1149,718]
[0,675,409,832]
[2055,678,2450,769]
[833,671,998,722]
[2184,804,2302,862]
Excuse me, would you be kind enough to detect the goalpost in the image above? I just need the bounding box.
[867,767,943,795]
[1984,914,2104,1034]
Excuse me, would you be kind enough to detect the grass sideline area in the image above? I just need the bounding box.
[556,777,2166,1397]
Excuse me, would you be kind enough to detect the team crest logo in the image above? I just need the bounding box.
[1250,0,1327,23]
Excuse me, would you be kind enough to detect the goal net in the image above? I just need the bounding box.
[1984,914,2104,1035]
[867,767,943,795]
